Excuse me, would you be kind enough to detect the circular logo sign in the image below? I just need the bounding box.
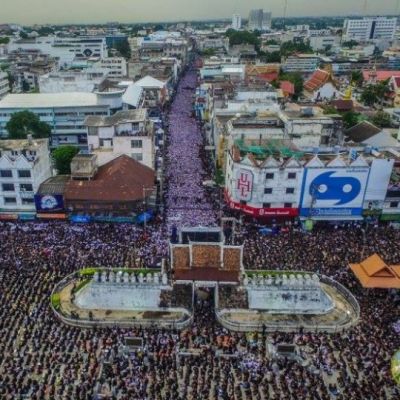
[41,195,58,210]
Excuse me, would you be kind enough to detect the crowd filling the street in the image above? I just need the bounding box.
[0,65,400,400]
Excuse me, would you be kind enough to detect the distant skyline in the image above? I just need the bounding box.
[1,0,399,25]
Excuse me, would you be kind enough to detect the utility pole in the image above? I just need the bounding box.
[283,0,288,29]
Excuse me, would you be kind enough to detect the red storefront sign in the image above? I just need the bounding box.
[225,191,298,218]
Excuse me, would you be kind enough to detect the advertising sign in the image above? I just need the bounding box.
[34,194,64,212]
[300,167,369,218]
[235,168,254,202]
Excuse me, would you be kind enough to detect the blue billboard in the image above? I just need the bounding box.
[299,167,370,218]
[34,194,64,212]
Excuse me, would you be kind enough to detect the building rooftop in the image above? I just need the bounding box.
[135,75,166,89]
[37,175,70,195]
[345,121,382,143]
[0,138,48,151]
[84,109,147,127]
[0,92,101,108]
[65,155,155,202]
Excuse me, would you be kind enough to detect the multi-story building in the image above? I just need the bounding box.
[225,143,395,221]
[8,36,108,67]
[94,57,128,79]
[38,68,108,93]
[0,72,9,100]
[134,76,168,108]
[343,17,397,42]
[248,9,272,31]
[84,109,154,169]
[309,35,340,52]
[232,14,242,30]
[0,138,52,216]
[0,93,110,148]
[282,54,320,73]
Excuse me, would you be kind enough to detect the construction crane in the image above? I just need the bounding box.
[363,0,368,16]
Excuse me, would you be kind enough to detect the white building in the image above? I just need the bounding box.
[8,36,108,68]
[282,54,320,73]
[248,9,271,31]
[38,68,108,93]
[343,17,397,42]
[309,35,340,51]
[232,14,242,30]
[0,138,52,215]
[0,93,110,148]
[135,76,168,108]
[84,109,154,169]
[0,72,9,100]
[94,57,128,79]
[225,145,395,221]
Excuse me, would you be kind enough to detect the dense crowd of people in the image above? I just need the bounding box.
[1,65,400,399]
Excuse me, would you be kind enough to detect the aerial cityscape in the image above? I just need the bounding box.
[1,0,400,399]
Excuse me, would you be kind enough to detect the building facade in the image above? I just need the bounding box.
[343,17,397,42]
[232,14,242,30]
[0,138,52,215]
[248,9,271,31]
[85,109,155,169]
[0,93,110,148]
[0,72,9,100]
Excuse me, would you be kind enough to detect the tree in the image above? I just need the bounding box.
[267,51,281,63]
[114,38,131,60]
[360,81,390,107]
[52,146,80,175]
[225,30,260,48]
[19,31,28,39]
[342,40,359,49]
[200,48,216,57]
[342,111,360,129]
[280,40,313,57]
[5,111,51,139]
[351,70,364,86]
[370,111,391,128]
[0,37,10,44]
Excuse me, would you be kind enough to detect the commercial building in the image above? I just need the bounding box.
[84,109,154,169]
[94,57,128,79]
[343,17,397,42]
[248,9,271,31]
[0,72,9,100]
[8,36,108,67]
[38,68,108,93]
[134,76,168,108]
[225,143,395,221]
[231,14,242,30]
[282,54,320,73]
[0,138,52,216]
[0,93,110,148]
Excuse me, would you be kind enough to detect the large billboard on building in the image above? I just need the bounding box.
[234,168,254,202]
[34,194,64,212]
[299,167,370,218]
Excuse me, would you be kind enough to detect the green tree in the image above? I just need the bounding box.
[114,38,131,60]
[360,81,389,107]
[342,111,360,129]
[342,40,359,49]
[200,48,216,57]
[280,40,313,57]
[267,51,281,63]
[370,111,391,128]
[5,111,51,139]
[351,70,364,86]
[52,146,80,175]
[19,31,28,39]
[225,29,260,48]
[0,37,10,44]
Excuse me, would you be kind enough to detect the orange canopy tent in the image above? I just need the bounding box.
[349,254,400,289]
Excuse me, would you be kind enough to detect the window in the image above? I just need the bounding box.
[390,201,399,208]
[131,153,143,161]
[0,170,12,178]
[265,173,274,180]
[4,197,16,204]
[20,183,33,192]
[22,198,34,205]
[286,188,295,194]
[264,188,273,194]
[288,172,296,179]
[263,203,271,208]
[284,203,292,208]
[2,183,15,192]
[131,139,142,148]
[18,170,31,178]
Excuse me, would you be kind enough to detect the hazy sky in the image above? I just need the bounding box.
[1,0,399,25]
